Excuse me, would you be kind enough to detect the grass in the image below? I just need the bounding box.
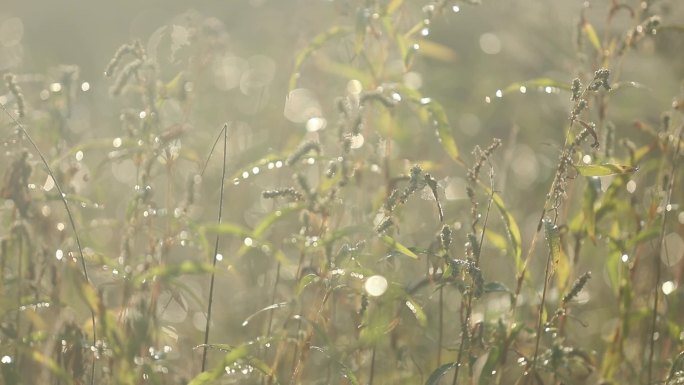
[1,1,684,385]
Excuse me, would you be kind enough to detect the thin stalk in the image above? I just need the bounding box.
[201,123,228,372]
[369,345,377,385]
[437,286,443,366]
[1,103,97,385]
[647,125,682,384]
[529,239,554,374]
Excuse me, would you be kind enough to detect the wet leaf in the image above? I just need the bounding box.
[296,273,320,295]
[134,261,213,286]
[501,78,571,95]
[486,187,523,273]
[253,203,305,239]
[404,296,428,327]
[425,362,457,385]
[574,163,638,176]
[289,26,351,90]
[242,302,288,327]
[380,234,418,259]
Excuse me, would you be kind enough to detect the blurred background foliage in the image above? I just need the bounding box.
[1,0,684,384]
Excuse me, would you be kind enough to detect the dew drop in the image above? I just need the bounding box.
[364,275,388,297]
[139,111,147,119]
[81,82,90,92]
[452,5,460,12]
[216,253,223,262]
[55,249,64,260]
[112,137,122,148]
[252,167,260,175]
[485,96,491,103]
[582,154,592,164]
[75,150,84,161]
[244,237,253,247]
[242,171,249,179]
[1,355,11,364]
[626,180,636,194]
[495,89,503,98]
[662,281,676,295]
[49,83,62,93]
[519,86,527,93]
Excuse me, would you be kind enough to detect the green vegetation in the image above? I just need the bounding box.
[1,1,683,384]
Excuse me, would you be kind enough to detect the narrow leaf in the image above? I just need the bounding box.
[289,26,351,90]
[486,188,523,273]
[380,234,418,259]
[426,362,457,385]
[574,163,638,176]
[582,22,602,52]
[501,78,571,95]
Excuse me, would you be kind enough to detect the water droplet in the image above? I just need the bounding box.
[252,167,260,175]
[242,171,249,179]
[112,137,122,148]
[306,157,315,165]
[412,43,420,51]
[306,117,327,132]
[626,180,636,193]
[452,5,460,12]
[519,86,527,93]
[49,83,62,93]
[479,33,501,55]
[495,89,503,98]
[582,154,592,164]
[391,92,402,102]
[216,253,223,261]
[275,161,283,168]
[56,222,65,231]
[244,237,253,247]
[55,249,64,260]
[75,150,84,161]
[621,254,629,262]
[419,97,431,105]
[1,355,12,364]
[420,27,430,36]
[662,281,676,295]
[364,275,388,297]
[485,96,491,103]
[233,178,240,185]
[81,82,90,92]
[347,79,363,95]
[348,133,364,149]
[43,175,55,192]
[139,111,147,119]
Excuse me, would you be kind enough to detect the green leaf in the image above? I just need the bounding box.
[380,234,418,259]
[134,261,213,286]
[404,296,428,327]
[296,273,320,295]
[202,222,252,238]
[543,220,562,277]
[428,101,460,160]
[486,188,523,273]
[582,21,602,53]
[582,176,600,241]
[501,78,571,95]
[253,203,305,239]
[574,163,638,176]
[425,362,457,385]
[289,26,351,90]
[241,302,288,327]
[394,85,459,160]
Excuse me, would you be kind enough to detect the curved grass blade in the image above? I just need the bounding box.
[380,234,418,259]
[574,163,638,176]
[425,362,457,385]
[253,202,305,239]
[310,346,360,385]
[289,26,351,90]
[242,302,288,327]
